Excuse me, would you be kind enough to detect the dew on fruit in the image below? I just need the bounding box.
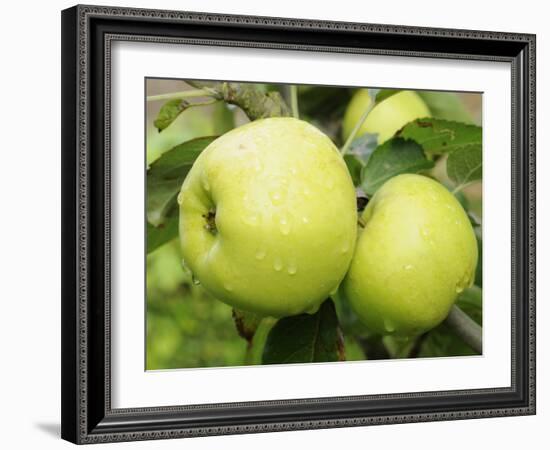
[383,319,396,333]
[192,274,201,285]
[269,190,284,206]
[202,177,210,192]
[287,263,297,275]
[242,213,259,226]
[176,192,183,205]
[279,217,291,235]
[341,241,350,254]
[403,264,413,271]
[273,258,283,272]
[255,248,267,260]
[302,216,309,224]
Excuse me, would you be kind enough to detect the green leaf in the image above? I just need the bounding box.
[446,144,482,190]
[232,309,263,343]
[154,98,192,132]
[360,138,435,196]
[147,215,178,254]
[262,299,345,364]
[343,155,363,187]
[147,136,216,227]
[418,286,482,357]
[417,91,474,124]
[397,118,482,156]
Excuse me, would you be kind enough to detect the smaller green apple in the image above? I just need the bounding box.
[342,174,478,336]
[342,90,430,144]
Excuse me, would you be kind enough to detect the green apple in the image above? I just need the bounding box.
[342,90,430,144]
[342,174,478,336]
[178,117,357,318]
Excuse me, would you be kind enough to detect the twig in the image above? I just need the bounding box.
[340,101,376,156]
[444,304,482,353]
[146,89,214,102]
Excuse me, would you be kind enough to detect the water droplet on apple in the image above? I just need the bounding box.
[403,264,413,271]
[302,216,309,224]
[202,178,210,192]
[384,319,396,333]
[242,213,259,226]
[176,193,183,205]
[269,190,284,206]
[341,242,350,254]
[287,263,297,275]
[255,248,266,260]
[279,217,291,235]
[273,258,283,272]
[192,274,201,285]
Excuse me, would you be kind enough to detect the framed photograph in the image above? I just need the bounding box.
[61,4,536,444]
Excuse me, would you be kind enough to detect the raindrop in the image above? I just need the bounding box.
[242,213,259,226]
[287,263,297,275]
[279,217,291,235]
[255,248,267,260]
[176,193,183,205]
[384,319,396,333]
[269,190,284,206]
[192,274,201,285]
[302,216,309,224]
[273,258,283,272]
[403,264,413,271]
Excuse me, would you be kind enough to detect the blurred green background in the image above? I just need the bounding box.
[146,79,482,370]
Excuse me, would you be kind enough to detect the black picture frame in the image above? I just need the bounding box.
[61,4,536,444]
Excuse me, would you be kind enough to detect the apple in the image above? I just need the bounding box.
[342,174,478,336]
[342,90,430,144]
[178,117,357,318]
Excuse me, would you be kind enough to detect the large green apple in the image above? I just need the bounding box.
[342,174,478,336]
[178,118,357,318]
[342,90,430,144]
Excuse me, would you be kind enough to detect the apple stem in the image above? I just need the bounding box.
[290,85,300,119]
[444,304,482,353]
[146,89,214,102]
[340,101,376,156]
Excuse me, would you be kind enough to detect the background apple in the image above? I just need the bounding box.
[342,174,478,336]
[178,117,357,318]
[342,90,430,144]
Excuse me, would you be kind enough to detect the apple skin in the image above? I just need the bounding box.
[342,90,430,144]
[178,118,357,318]
[342,174,478,336]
